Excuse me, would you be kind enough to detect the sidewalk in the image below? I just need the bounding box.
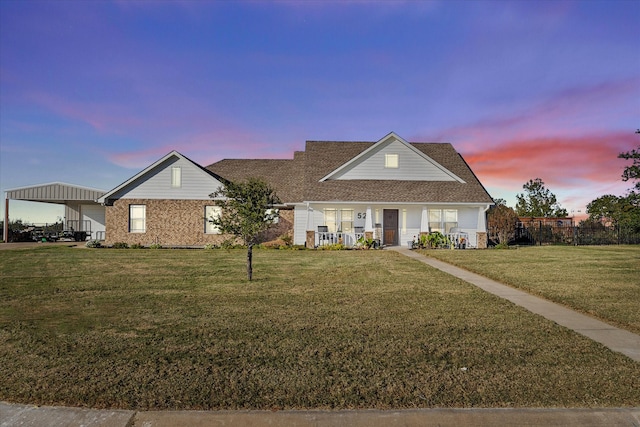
[390,246,640,362]
[2,402,639,427]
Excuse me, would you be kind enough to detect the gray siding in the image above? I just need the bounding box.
[113,157,224,200]
[332,140,457,181]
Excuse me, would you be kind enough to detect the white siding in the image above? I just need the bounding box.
[293,205,308,245]
[114,157,224,200]
[82,204,106,237]
[398,207,420,248]
[458,207,479,247]
[458,207,478,230]
[65,203,81,223]
[332,140,457,181]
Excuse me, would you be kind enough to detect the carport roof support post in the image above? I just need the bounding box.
[4,196,8,243]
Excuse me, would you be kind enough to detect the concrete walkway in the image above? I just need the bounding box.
[2,402,639,427]
[391,246,640,362]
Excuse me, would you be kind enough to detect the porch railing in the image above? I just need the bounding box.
[447,232,470,249]
[316,231,365,247]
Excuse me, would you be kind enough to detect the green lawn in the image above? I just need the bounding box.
[0,246,638,410]
[421,245,640,334]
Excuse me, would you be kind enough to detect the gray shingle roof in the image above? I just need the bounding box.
[206,140,493,204]
[206,158,304,202]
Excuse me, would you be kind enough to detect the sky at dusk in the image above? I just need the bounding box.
[1,0,639,223]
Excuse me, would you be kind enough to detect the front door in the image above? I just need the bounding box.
[383,209,398,246]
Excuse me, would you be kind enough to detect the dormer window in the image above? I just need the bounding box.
[385,153,398,168]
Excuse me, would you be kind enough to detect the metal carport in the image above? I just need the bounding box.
[3,182,106,242]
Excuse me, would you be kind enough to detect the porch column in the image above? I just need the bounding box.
[3,196,8,243]
[477,205,488,231]
[306,204,315,247]
[306,204,314,230]
[365,206,373,232]
[420,206,429,233]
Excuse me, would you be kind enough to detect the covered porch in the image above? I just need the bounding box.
[298,203,489,249]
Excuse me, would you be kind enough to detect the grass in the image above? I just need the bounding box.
[0,246,638,410]
[421,245,640,334]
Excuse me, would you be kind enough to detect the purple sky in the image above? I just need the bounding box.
[1,0,639,223]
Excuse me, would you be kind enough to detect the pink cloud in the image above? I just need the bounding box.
[413,76,640,211]
[464,131,636,188]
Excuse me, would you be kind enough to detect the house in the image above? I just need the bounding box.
[96,150,289,246]
[97,132,493,248]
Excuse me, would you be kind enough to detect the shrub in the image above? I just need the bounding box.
[149,243,162,249]
[204,243,219,250]
[280,234,293,247]
[318,243,346,250]
[130,243,144,249]
[262,238,288,249]
[220,239,243,250]
[427,231,450,249]
[112,242,129,249]
[411,234,429,249]
[356,235,378,249]
[85,240,101,248]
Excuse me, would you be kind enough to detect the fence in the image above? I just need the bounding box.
[511,221,640,246]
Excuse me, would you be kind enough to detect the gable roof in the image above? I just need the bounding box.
[320,132,464,183]
[5,182,105,204]
[99,151,226,205]
[207,133,493,205]
[302,140,492,204]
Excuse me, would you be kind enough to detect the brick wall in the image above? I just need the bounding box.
[105,199,293,247]
[476,231,487,249]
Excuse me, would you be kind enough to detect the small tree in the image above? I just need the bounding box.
[587,194,624,227]
[618,144,640,192]
[209,178,281,281]
[487,200,519,246]
[515,178,568,217]
[586,141,640,232]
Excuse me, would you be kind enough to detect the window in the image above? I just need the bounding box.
[429,209,442,233]
[171,167,181,188]
[385,153,399,168]
[129,205,146,233]
[444,209,458,233]
[340,209,353,233]
[429,209,458,233]
[324,208,337,232]
[205,205,222,234]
